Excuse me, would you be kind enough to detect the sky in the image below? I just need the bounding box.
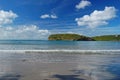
[0,0,120,40]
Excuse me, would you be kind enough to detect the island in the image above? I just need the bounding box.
[48,34,94,41]
[48,34,120,41]
[92,35,120,41]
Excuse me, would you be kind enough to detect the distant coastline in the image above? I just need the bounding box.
[48,34,120,41]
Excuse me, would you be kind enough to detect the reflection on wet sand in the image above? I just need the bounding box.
[0,52,120,80]
[52,74,85,80]
[0,74,21,80]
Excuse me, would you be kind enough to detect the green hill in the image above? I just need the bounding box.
[48,34,94,41]
[92,35,120,41]
[48,34,120,41]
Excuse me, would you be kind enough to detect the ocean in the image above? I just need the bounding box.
[0,40,120,50]
[0,40,120,80]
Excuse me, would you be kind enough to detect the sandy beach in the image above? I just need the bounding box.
[0,52,120,80]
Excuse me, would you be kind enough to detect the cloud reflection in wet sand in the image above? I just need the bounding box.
[0,52,120,80]
[0,74,21,80]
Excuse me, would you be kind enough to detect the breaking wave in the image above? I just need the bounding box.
[0,50,120,54]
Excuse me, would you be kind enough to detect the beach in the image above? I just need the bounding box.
[0,0,120,79]
[0,41,120,80]
[0,51,120,80]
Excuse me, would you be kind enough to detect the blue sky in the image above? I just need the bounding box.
[0,0,120,39]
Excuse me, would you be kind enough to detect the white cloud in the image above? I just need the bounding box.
[0,25,50,40]
[40,14,50,19]
[40,14,57,19]
[0,10,18,25]
[75,6,117,28]
[0,10,50,40]
[76,0,91,9]
[51,14,57,19]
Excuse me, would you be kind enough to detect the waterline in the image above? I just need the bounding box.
[0,50,120,54]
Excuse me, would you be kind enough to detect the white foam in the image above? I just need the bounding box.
[0,50,120,54]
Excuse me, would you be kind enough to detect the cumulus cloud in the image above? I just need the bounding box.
[0,10,50,40]
[40,14,57,19]
[40,14,50,19]
[0,10,18,25]
[75,6,117,28]
[76,0,91,9]
[51,15,57,19]
[0,25,50,40]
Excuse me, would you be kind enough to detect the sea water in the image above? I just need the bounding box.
[0,40,120,50]
[0,40,120,80]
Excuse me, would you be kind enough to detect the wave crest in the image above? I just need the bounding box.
[0,50,120,54]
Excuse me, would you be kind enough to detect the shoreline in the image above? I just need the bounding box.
[0,49,120,51]
[0,50,120,55]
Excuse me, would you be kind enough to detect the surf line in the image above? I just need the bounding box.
[0,50,120,53]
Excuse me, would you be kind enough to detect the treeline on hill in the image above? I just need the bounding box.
[48,34,94,41]
[92,35,120,41]
[48,34,120,41]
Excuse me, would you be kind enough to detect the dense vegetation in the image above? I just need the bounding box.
[48,34,94,41]
[92,35,120,41]
[48,34,120,41]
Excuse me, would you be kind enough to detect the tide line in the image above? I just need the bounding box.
[0,50,120,53]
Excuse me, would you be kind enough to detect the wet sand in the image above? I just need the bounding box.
[0,52,120,80]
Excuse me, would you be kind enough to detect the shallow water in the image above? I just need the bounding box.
[0,40,120,80]
[0,52,120,80]
[0,40,120,50]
